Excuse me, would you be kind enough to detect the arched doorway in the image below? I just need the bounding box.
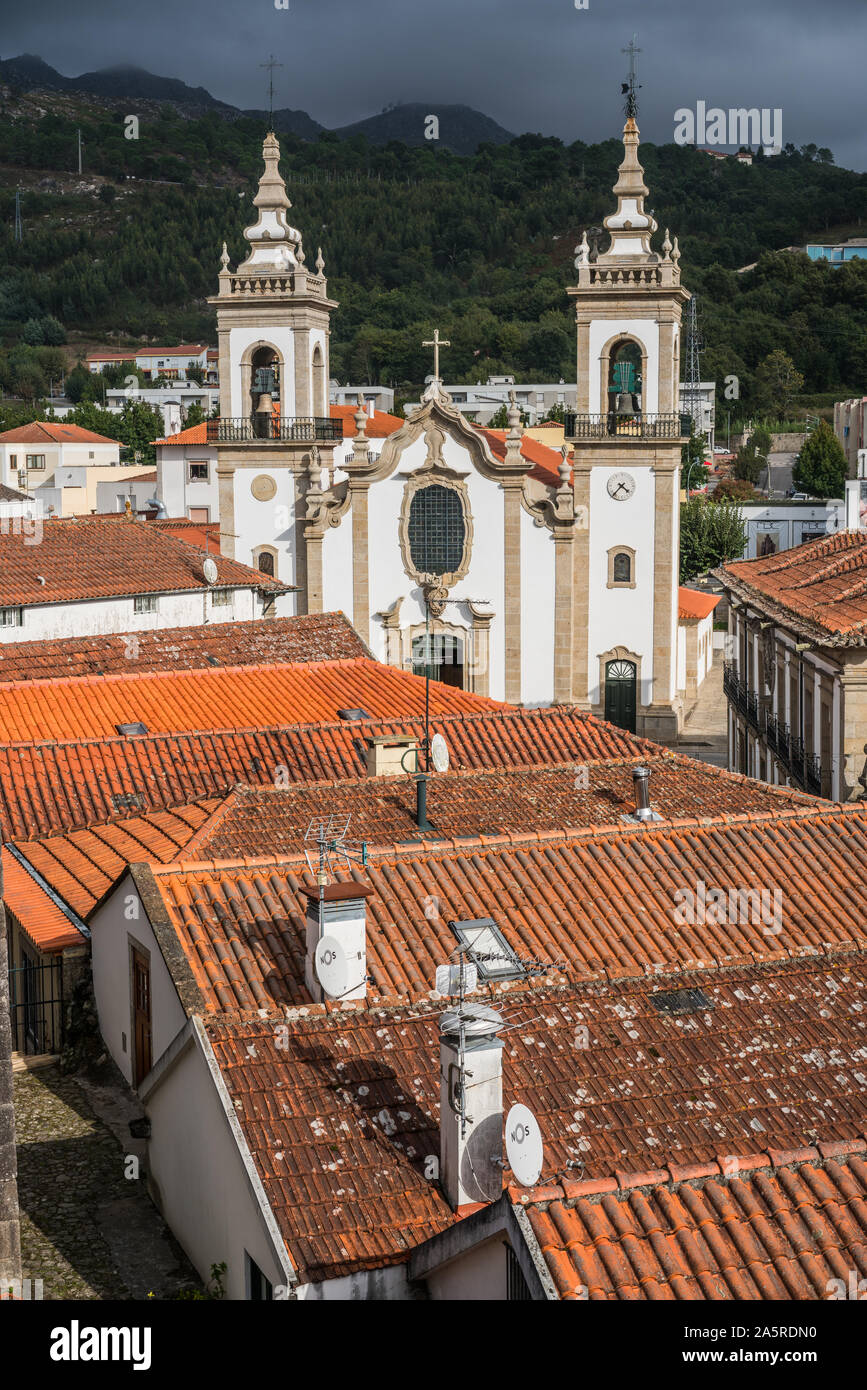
[604,659,637,732]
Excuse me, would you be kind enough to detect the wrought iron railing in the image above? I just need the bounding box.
[725,672,827,795]
[207,417,343,444]
[564,411,690,440]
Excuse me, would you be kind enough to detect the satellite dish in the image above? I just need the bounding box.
[430,733,450,773]
[314,935,349,999]
[435,962,477,997]
[505,1103,544,1187]
[202,556,218,585]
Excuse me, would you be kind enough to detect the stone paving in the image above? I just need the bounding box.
[14,1064,198,1300]
[677,656,728,769]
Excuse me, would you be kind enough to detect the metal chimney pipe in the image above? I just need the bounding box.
[632,766,654,821]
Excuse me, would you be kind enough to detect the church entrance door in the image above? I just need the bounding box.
[604,660,637,732]
[412,633,464,689]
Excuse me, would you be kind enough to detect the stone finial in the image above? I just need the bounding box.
[558,447,571,490]
[315,246,325,275]
[574,230,590,267]
[354,393,368,440]
[220,241,230,270]
[506,389,522,433]
[661,228,672,261]
[671,236,681,264]
[296,243,305,266]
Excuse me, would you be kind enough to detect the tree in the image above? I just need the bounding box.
[65,363,95,403]
[99,183,117,204]
[681,429,707,488]
[184,401,205,428]
[792,420,847,499]
[713,476,762,503]
[679,495,747,582]
[734,426,771,484]
[754,350,805,420]
[21,318,45,346]
[485,402,530,428]
[40,315,66,345]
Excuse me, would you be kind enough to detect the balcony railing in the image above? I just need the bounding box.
[206,417,343,444]
[725,665,827,796]
[564,411,691,440]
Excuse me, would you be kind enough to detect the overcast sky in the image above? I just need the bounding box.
[3,0,866,170]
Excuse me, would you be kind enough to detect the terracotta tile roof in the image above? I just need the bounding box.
[148,519,221,552]
[203,956,867,1281]
[0,484,31,502]
[0,657,500,744]
[0,707,656,839]
[1,849,83,952]
[154,406,405,448]
[519,1143,867,1299]
[474,427,566,487]
[718,530,867,644]
[678,587,721,620]
[153,424,209,446]
[87,345,208,361]
[0,613,368,683]
[182,760,817,862]
[0,514,289,607]
[0,421,120,445]
[147,802,867,1014]
[14,800,219,918]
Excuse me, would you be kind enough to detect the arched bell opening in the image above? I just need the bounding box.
[248,345,281,439]
[606,339,643,427]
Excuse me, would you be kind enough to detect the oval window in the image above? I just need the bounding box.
[407,484,465,576]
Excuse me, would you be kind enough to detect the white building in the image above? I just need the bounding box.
[86,344,215,381]
[329,382,395,413]
[736,499,845,559]
[100,382,220,438]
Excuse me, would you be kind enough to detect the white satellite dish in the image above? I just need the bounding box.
[505,1103,544,1187]
[435,962,478,997]
[314,935,349,999]
[202,556,218,585]
[430,733,450,773]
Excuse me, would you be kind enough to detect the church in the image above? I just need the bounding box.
[155,113,717,737]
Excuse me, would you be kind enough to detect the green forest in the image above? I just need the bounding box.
[1,101,866,418]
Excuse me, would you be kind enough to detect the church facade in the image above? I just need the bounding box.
[156,120,704,736]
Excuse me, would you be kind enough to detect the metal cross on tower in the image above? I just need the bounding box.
[621,34,642,119]
[422,328,450,381]
[260,54,284,126]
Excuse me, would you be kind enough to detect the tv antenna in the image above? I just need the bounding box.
[621,34,642,120]
[303,814,368,884]
[505,1102,544,1187]
[260,54,284,127]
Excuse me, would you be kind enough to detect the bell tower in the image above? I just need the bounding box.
[207,132,340,576]
[566,95,691,741]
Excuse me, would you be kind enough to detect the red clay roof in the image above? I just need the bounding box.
[719,530,867,644]
[149,518,221,552]
[678,587,721,620]
[203,954,867,1281]
[0,613,367,683]
[0,707,658,840]
[0,657,500,744]
[154,406,405,448]
[519,1143,867,1299]
[0,421,120,445]
[146,802,867,1014]
[0,514,288,607]
[1,849,83,952]
[153,423,208,446]
[87,345,208,361]
[474,426,566,487]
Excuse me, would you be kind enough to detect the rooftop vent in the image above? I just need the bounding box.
[111,791,146,813]
[649,988,712,1016]
[337,708,372,722]
[205,654,220,666]
[623,765,662,824]
[116,722,148,737]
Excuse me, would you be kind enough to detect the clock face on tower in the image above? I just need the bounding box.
[607,471,636,501]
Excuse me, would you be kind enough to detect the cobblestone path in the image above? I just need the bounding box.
[14,1067,197,1300]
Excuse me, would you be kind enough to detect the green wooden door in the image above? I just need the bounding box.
[604,660,637,732]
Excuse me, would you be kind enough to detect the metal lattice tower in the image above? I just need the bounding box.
[683,294,704,434]
[13,191,22,243]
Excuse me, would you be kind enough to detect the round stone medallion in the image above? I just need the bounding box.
[251,474,277,501]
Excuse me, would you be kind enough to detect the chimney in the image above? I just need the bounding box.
[631,766,661,822]
[364,735,419,778]
[302,882,374,1002]
[366,398,375,418]
[439,1003,504,1211]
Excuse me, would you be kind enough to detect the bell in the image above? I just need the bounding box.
[615,392,638,415]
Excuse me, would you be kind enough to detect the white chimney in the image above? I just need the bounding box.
[303,883,373,1002]
[366,398,375,418]
[845,479,865,530]
[439,1003,504,1211]
[365,735,419,777]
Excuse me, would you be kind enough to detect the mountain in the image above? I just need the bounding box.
[333,103,515,154]
[0,54,71,91]
[243,107,324,141]
[69,64,236,114]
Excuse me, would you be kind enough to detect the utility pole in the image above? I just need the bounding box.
[13,190,23,242]
[77,129,83,175]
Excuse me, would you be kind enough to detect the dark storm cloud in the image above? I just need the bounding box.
[3,0,865,168]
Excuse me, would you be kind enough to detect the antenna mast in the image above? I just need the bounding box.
[683,294,703,436]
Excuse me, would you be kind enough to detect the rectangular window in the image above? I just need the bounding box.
[245,1253,273,1301]
[9,455,16,468]
[188,506,210,523]
[133,595,158,614]
[0,608,24,627]
[189,462,209,482]
[211,590,233,607]
[89,451,95,459]
[25,455,46,470]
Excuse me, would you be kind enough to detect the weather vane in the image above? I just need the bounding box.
[260,53,284,127]
[621,34,641,120]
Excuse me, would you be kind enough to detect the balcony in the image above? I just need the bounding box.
[564,411,691,441]
[725,670,827,796]
[206,417,343,444]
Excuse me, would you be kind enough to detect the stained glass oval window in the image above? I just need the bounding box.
[407,484,465,576]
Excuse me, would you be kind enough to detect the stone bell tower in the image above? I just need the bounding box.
[207,132,341,588]
[565,105,691,741]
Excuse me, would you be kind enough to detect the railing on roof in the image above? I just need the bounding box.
[206,417,343,444]
[563,411,691,441]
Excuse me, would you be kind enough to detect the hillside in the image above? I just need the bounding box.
[0,79,866,419]
[333,103,514,155]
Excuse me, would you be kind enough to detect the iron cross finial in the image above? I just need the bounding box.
[621,33,642,119]
[422,328,451,381]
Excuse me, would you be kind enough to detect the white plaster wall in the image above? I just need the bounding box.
[321,505,354,622]
[425,1235,508,1300]
[229,327,296,418]
[89,876,187,1087]
[741,502,844,558]
[310,328,328,415]
[587,467,656,704]
[231,469,297,582]
[588,320,660,414]
[296,1265,413,1301]
[520,505,555,705]
[156,446,220,519]
[0,587,259,643]
[145,1039,286,1301]
[677,623,686,692]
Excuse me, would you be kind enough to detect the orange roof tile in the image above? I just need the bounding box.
[1,849,83,952]
[0,421,121,445]
[0,613,367,683]
[154,406,405,448]
[0,657,499,744]
[719,530,867,643]
[0,514,288,607]
[474,426,566,487]
[678,587,722,620]
[153,423,209,446]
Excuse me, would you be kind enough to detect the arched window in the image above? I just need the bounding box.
[407,484,465,577]
[607,545,636,589]
[257,550,275,577]
[311,344,325,418]
[613,552,631,583]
